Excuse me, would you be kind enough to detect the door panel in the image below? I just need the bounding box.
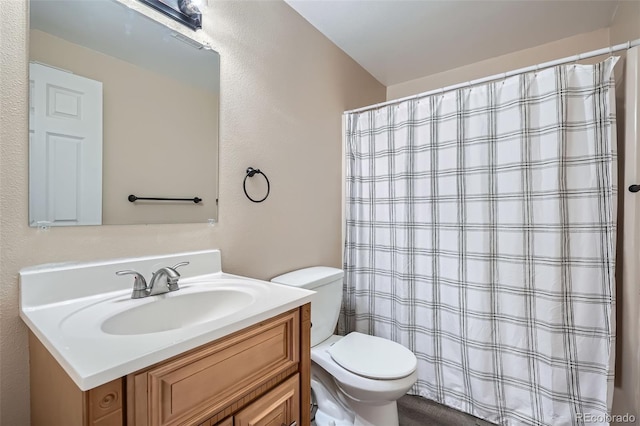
[29,62,103,226]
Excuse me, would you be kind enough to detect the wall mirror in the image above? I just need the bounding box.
[28,0,219,226]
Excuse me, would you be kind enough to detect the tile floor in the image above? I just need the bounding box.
[310,395,496,426]
[397,395,496,426]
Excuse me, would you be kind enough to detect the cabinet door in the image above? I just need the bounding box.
[234,374,299,426]
[130,310,300,426]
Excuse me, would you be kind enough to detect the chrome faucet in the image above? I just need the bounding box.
[116,262,189,299]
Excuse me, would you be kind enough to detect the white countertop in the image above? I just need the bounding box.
[19,250,314,390]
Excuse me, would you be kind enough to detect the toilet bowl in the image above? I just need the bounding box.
[271,267,418,426]
[310,360,355,426]
[312,334,417,426]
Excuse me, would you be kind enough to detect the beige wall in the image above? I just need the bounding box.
[387,28,610,100]
[610,0,640,46]
[611,1,640,423]
[29,29,219,225]
[0,1,385,424]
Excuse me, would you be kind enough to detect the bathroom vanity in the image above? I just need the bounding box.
[20,250,313,426]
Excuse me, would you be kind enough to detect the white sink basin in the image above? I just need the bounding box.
[59,280,267,337]
[101,288,255,335]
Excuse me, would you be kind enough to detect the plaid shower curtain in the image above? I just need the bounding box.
[341,58,618,426]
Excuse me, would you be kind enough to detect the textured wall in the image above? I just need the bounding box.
[386,28,610,100]
[0,1,385,424]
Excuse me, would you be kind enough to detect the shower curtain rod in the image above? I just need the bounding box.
[344,37,640,115]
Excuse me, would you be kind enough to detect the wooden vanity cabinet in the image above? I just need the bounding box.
[29,304,311,426]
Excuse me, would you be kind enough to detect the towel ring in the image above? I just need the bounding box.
[243,167,270,203]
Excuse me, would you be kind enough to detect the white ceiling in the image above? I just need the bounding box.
[285,0,621,86]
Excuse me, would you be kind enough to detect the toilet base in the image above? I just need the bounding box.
[313,398,399,426]
[311,361,401,426]
[315,398,399,426]
[314,401,399,426]
[348,399,399,426]
[315,409,354,426]
[311,364,355,426]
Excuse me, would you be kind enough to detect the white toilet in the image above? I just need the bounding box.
[271,267,417,426]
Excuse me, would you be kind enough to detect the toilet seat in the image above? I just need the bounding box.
[327,332,417,380]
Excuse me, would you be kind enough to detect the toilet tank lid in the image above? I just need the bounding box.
[270,266,343,289]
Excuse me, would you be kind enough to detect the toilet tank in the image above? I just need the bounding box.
[271,266,344,347]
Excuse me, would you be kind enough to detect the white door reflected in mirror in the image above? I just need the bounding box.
[29,62,103,227]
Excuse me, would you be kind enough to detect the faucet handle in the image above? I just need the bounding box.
[116,270,148,299]
[171,261,189,272]
[167,262,189,291]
